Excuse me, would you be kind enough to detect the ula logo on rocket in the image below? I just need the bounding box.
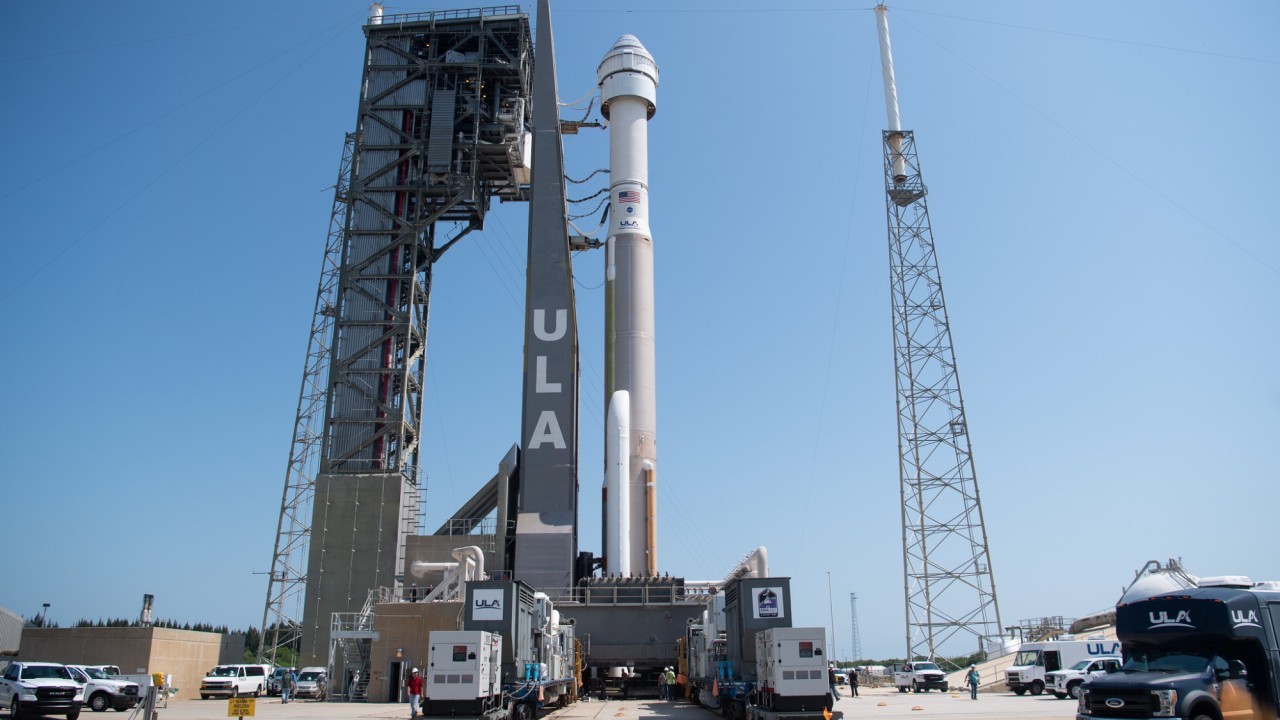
[619,220,640,229]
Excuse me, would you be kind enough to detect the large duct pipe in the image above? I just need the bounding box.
[874,5,908,183]
[451,546,486,581]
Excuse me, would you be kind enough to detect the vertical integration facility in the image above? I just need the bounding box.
[262,5,537,666]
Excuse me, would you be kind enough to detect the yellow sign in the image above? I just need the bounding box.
[227,698,255,717]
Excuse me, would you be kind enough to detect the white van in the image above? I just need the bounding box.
[199,665,268,699]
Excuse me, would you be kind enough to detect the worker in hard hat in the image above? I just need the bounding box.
[407,667,424,718]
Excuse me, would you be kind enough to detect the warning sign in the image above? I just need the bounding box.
[227,698,255,717]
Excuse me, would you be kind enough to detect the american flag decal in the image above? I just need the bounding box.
[617,190,641,203]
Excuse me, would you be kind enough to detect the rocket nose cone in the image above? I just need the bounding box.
[611,34,647,53]
[597,33,658,85]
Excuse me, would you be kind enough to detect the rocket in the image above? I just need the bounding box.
[598,35,659,576]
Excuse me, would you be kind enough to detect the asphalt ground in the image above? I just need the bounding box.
[139,685,1079,720]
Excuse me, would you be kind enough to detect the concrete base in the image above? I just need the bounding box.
[300,473,408,665]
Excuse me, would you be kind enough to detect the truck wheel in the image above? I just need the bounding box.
[1052,692,1066,700]
[201,695,209,701]
[11,697,22,720]
[898,686,907,693]
[90,693,109,712]
[1030,681,1044,696]
[1013,688,1026,696]
[913,682,921,693]
[1067,683,1083,700]
[230,688,238,699]
[67,711,80,720]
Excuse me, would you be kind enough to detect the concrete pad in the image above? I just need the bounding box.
[150,685,1079,720]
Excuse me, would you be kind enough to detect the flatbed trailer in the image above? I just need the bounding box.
[745,708,842,720]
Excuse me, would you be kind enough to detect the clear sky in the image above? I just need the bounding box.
[1,0,1276,662]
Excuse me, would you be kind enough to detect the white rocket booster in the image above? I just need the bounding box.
[598,35,659,575]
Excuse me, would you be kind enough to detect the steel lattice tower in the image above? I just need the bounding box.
[849,592,863,662]
[258,133,356,665]
[260,5,534,666]
[876,6,1000,665]
[881,130,1001,663]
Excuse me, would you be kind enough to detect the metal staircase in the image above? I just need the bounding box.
[328,588,390,701]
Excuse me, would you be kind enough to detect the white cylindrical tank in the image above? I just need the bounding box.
[599,35,659,575]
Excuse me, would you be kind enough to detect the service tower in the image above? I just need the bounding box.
[598,36,660,576]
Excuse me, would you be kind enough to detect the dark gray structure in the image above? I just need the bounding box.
[723,577,793,681]
[512,0,580,594]
[561,580,704,672]
[462,581,538,682]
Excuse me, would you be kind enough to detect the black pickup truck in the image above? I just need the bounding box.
[1077,580,1280,720]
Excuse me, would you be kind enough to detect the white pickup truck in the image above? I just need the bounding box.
[0,661,83,720]
[893,661,948,693]
[1043,655,1121,700]
[66,666,141,712]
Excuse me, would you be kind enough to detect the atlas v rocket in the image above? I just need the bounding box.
[598,35,659,576]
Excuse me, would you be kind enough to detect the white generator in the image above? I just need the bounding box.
[426,630,502,714]
[754,627,831,711]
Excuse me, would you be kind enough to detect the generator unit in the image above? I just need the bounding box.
[754,627,831,712]
[425,631,502,716]
[451,581,578,711]
[723,577,793,682]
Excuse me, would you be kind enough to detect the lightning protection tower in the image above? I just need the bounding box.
[874,6,1001,664]
[849,592,863,662]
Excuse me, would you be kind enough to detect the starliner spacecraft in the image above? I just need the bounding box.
[598,34,660,576]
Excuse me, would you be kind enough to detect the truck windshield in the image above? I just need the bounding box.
[210,667,238,677]
[1013,651,1042,667]
[298,672,321,682]
[914,663,939,671]
[81,668,111,680]
[1122,649,1214,674]
[1069,660,1092,671]
[22,666,73,680]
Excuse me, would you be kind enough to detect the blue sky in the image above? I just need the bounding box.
[1,0,1276,662]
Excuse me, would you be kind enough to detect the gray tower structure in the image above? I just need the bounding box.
[511,0,581,594]
[849,592,862,662]
[261,5,535,666]
[875,6,1001,663]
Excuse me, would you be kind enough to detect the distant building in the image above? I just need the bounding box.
[0,606,24,656]
[18,626,241,700]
